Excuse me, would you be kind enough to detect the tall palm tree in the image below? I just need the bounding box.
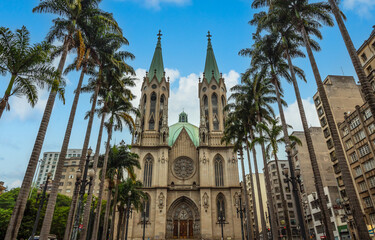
[222,110,253,240]
[253,118,301,240]
[4,1,105,238]
[62,25,131,240]
[327,0,375,117]
[271,0,370,238]
[0,26,60,118]
[92,77,138,240]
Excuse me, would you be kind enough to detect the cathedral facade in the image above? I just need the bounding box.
[127,32,242,239]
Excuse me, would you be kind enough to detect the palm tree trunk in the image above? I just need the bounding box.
[245,138,259,239]
[257,113,278,239]
[121,207,127,240]
[299,24,370,239]
[249,130,267,239]
[92,124,113,240]
[102,182,113,240]
[0,74,16,118]
[79,112,106,240]
[109,179,119,240]
[239,147,253,240]
[116,207,123,240]
[284,46,319,240]
[64,76,101,239]
[4,35,71,240]
[328,0,375,118]
[41,50,90,240]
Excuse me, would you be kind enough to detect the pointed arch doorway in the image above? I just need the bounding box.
[166,197,200,239]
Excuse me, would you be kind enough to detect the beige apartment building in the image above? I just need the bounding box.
[357,26,375,84]
[245,173,269,235]
[266,159,299,239]
[337,102,375,231]
[58,156,103,198]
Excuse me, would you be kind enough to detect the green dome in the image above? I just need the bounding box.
[168,112,199,147]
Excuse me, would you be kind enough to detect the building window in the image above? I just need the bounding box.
[216,193,226,221]
[66,189,71,193]
[143,155,153,187]
[68,175,74,179]
[59,182,64,186]
[212,93,219,130]
[364,197,373,208]
[369,123,375,134]
[361,53,368,62]
[369,176,375,188]
[359,181,367,192]
[149,92,157,130]
[349,117,361,130]
[203,95,209,130]
[215,155,224,186]
[317,107,324,117]
[358,144,371,157]
[323,128,330,138]
[314,97,321,106]
[364,108,373,120]
[61,175,65,179]
[350,152,359,163]
[363,159,375,172]
[354,166,363,177]
[354,130,366,143]
[370,213,375,225]
[345,139,353,150]
[320,117,327,127]
[326,139,334,149]
[330,151,337,162]
[142,196,150,221]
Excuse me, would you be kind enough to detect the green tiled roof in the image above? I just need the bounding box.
[149,31,164,82]
[204,32,220,84]
[169,112,199,147]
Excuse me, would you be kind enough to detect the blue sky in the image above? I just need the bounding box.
[0,0,374,188]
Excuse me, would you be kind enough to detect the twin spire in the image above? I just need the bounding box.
[148,30,220,83]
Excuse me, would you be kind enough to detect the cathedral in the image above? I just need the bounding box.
[127,31,242,239]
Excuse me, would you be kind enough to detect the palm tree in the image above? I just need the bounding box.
[327,0,375,117]
[92,77,138,240]
[271,0,370,238]
[0,26,59,118]
[61,25,131,240]
[4,0,107,238]
[222,110,253,240]
[253,118,301,240]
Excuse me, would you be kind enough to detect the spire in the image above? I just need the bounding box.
[203,31,220,83]
[149,30,165,82]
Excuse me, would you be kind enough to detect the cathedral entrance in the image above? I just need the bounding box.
[166,197,200,239]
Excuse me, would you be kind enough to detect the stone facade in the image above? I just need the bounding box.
[125,33,242,239]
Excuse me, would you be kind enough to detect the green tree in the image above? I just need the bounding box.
[0,26,59,118]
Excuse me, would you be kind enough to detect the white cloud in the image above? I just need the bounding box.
[282,97,320,132]
[8,179,22,189]
[165,68,180,83]
[342,0,375,17]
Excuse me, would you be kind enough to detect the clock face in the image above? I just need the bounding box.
[173,157,195,179]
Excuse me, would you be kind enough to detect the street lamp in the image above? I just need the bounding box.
[217,205,226,240]
[125,191,133,240]
[70,147,94,240]
[30,172,52,240]
[236,194,245,240]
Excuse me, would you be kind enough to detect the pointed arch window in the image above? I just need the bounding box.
[141,94,147,130]
[159,94,165,131]
[212,93,219,130]
[143,155,153,187]
[149,92,157,130]
[141,195,150,222]
[203,95,209,130]
[215,155,224,186]
[221,95,226,127]
[217,193,226,220]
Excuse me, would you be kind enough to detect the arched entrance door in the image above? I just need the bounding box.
[166,197,200,239]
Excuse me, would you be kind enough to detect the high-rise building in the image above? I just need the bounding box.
[245,173,269,235]
[36,149,82,187]
[357,26,375,85]
[123,32,242,239]
[266,159,299,239]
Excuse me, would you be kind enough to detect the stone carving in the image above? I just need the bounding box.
[173,157,194,179]
[200,152,208,164]
[159,151,167,164]
[158,192,164,210]
[179,209,188,220]
[228,153,236,164]
[203,192,209,209]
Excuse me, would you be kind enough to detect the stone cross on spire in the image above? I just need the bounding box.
[157,30,162,40]
[207,31,212,41]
